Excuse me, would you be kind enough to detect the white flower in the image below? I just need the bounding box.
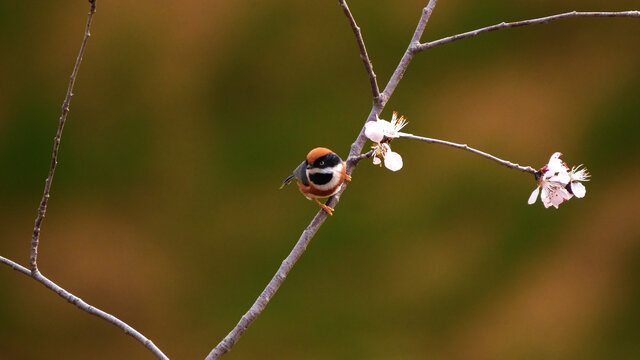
[542,152,570,185]
[568,165,590,198]
[528,177,572,209]
[364,119,388,143]
[372,143,403,171]
[366,111,408,172]
[364,111,408,143]
[527,175,571,208]
[528,152,574,209]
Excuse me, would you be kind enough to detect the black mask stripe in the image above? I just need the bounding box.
[314,153,341,168]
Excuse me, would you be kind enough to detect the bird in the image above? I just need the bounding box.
[280,147,351,216]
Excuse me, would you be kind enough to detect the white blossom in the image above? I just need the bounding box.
[528,152,588,209]
[542,152,570,185]
[372,143,403,172]
[364,111,408,143]
[568,165,590,198]
[528,175,572,209]
[364,120,387,143]
[366,111,407,172]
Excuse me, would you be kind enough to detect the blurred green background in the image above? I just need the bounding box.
[1,0,639,359]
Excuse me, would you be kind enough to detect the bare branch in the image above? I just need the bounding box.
[347,150,374,166]
[339,0,381,101]
[0,255,31,276]
[206,1,441,358]
[205,2,636,358]
[0,255,170,359]
[416,11,640,52]
[30,0,98,272]
[0,2,171,359]
[206,210,331,359]
[400,133,536,174]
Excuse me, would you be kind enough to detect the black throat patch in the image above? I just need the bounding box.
[309,172,334,185]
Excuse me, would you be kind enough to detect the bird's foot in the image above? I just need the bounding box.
[315,199,334,216]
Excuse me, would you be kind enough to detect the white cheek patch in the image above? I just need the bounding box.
[308,168,335,175]
[308,163,343,192]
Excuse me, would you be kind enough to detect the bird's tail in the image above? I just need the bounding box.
[280,174,296,189]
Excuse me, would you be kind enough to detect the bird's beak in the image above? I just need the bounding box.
[306,163,312,170]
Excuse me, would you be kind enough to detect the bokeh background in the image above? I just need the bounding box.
[1,0,639,359]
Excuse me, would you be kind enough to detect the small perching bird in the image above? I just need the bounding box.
[280,147,351,215]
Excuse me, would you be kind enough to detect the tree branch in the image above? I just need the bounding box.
[1,2,170,359]
[339,0,381,101]
[0,255,170,359]
[30,0,98,272]
[347,150,374,166]
[416,11,640,52]
[205,1,441,358]
[0,255,31,276]
[399,133,536,174]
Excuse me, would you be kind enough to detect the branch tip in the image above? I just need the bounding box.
[339,0,381,99]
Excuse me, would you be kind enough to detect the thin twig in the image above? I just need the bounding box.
[0,255,170,360]
[205,1,440,358]
[399,133,536,174]
[339,0,381,101]
[347,150,374,166]
[30,0,98,272]
[416,11,640,52]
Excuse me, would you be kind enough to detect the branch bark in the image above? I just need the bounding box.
[30,0,98,272]
[1,2,170,359]
[339,0,380,101]
[205,1,440,359]
[0,255,169,359]
[3,2,636,360]
[206,3,640,358]
[416,11,640,52]
[399,133,536,174]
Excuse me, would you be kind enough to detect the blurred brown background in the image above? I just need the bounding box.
[1,0,639,359]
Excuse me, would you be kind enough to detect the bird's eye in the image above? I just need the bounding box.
[318,161,325,166]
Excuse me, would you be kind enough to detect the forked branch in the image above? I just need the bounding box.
[2,1,637,360]
[205,1,441,358]
[206,1,640,358]
[0,1,170,359]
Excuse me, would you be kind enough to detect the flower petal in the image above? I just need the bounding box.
[527,187,540,204]
[546,152,569,176]
[552,171,571,185]
[541,186,553,208]
[549,186,571,208]
[372,156,381,165]
[384,151,403,171]
[571,181,586,198]
[364,121,385,143]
